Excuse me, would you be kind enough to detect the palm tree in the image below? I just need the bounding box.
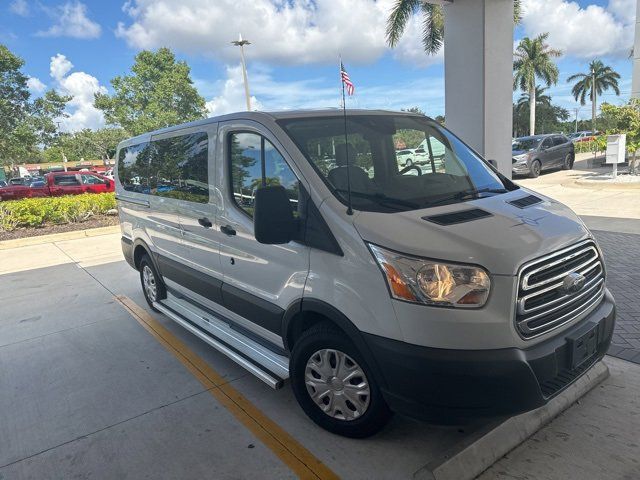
[567,60,621,135]
[513,33,562,136]
[516,85,552,114]
[386,0,521,55]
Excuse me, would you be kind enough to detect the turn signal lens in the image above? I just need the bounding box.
[368,243,491,308]
[381,263,417,302]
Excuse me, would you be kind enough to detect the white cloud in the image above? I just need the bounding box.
[520,0,634,58]
[205,65,264,116]
[48,54,106,131]
[116,0,434,67]
[37,1,101,39]
[9,0,29,16]
[26,76,46,93]
[202,64,444,117]
[392,14,445,67]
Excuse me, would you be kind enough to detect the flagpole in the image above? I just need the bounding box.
[339,56,353,215]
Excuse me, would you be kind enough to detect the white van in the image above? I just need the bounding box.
[116,110,615,438]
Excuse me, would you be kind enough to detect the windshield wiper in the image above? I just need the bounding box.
[425,187,508,207]
[335,189,420,209]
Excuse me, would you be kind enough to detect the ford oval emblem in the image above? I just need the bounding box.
[562,272,586,294]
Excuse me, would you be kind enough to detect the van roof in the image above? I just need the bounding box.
[119,109,426,146]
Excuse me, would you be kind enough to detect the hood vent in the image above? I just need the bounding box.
[508,194,542,209]
[424,208,492,226]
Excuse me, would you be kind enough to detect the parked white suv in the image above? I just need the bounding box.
[116,110,615,438]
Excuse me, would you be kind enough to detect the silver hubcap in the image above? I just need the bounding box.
[142,265,157,302]
[305,349,371,421]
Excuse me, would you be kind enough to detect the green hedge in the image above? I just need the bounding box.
[0,193,116,231]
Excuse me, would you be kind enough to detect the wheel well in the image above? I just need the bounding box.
[133,244,148,269]
[286,310,345,351]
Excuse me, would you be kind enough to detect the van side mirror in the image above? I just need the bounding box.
[487,159,497,168]
[254,186,296,244]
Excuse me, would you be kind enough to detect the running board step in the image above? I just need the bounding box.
[153,297,289,390]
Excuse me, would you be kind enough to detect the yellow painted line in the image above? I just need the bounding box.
[115,295,339,480]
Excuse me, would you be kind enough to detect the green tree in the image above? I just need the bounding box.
[0,45,70,166]
[386,0,521,55]
[567,59,621,135]
[95,48,206,136]
[513,33,562,136]
[45,128,127,163]
[600,100,640,174]
[401,106,425,115]
[515,85,551,113]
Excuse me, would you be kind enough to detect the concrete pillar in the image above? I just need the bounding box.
[632,0,640,98]
[444,0,514,178]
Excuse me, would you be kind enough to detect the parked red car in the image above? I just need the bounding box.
[0,172,114,201]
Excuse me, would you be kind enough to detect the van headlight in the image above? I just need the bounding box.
[368,244,491,308]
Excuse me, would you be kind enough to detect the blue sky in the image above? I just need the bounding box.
[1,0,635,131]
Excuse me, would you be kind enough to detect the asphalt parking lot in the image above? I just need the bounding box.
[1,230,639,480]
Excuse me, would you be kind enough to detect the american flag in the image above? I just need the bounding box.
[340,62,355,96]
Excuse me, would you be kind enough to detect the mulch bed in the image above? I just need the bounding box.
[0,215,119,241]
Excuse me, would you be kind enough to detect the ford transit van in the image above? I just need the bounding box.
[116,110,615,438]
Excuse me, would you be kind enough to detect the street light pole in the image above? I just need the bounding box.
[55,121,68,172]
[231,34,252,111]
[574,107,579,133]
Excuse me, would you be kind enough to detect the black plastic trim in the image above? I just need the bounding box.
[423,208,493,226]
[362,291,615,423]
[282,298,388,390]
[221,283,284,335]
[156,255,224,305]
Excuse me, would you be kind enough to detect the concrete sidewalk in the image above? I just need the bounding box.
[478,356,640,480]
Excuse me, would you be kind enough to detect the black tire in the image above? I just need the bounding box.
[562,153,574,170]
[290,322,392,438]
[139,254,166,312]
[529,159,541,178]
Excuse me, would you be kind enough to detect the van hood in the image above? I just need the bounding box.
[353,188,591,276]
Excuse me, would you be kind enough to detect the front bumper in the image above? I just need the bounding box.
[363,289,615,423]
[512,161,530,175]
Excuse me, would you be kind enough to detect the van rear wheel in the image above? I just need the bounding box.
[139,254,166,312]
[290,322,391,438]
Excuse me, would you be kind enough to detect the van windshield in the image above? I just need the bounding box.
[279,114,512,213]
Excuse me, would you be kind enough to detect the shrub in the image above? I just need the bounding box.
[0,193,116,232]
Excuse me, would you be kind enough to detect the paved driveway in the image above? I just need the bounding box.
[0,233,488,479]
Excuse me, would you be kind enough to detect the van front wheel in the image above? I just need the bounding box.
[290,323,391,437]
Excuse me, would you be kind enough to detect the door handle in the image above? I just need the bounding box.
[220,224,236,236]
[198,217,213,228]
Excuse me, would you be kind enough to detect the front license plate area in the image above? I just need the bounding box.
[568,322,599,369]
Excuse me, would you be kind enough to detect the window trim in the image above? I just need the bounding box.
[117,131,210,204]
[226,130,301,220]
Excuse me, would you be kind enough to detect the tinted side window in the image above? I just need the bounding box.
[54,175,80,186]
[229,132,300,217]
[541,138,553,149]
[118,142,153,194]
[151,132,209,204]
[552,136,565,146]
[81,174,104,185]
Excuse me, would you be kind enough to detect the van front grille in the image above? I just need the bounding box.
[516,240,605,339]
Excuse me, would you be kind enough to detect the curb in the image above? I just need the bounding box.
[573,178,640,190]
[414,360,609,480]
[0,225,120,250]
